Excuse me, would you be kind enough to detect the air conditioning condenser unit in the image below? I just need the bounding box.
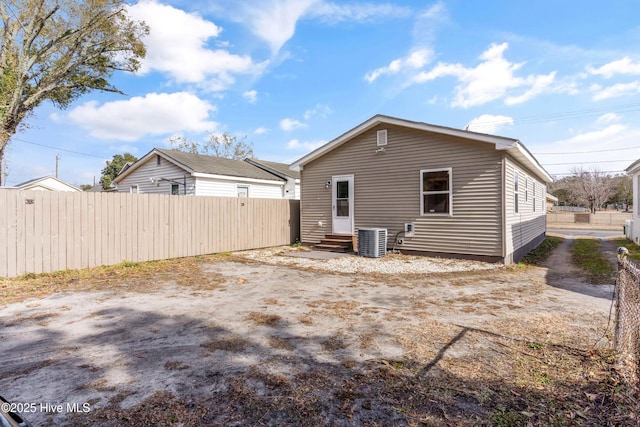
[358,228,387,258]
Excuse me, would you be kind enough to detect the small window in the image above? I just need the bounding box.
[156,155,161,166]
[377,129,388,146]
[130,185,138,194]
[525,177,529,202]
[171,183,180,195]
[514,171,519,214]
[237,185,249,198]
[420,168,452,215]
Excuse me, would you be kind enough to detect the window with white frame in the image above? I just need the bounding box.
[525,177,529,202]
[514,171,519,214]
[420,168,452,215]
[533,182,536,212]
[237,185,249,198]
[130,185,138,194]
[171,183,180,195]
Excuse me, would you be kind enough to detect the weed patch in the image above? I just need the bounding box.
[572,239,615,284]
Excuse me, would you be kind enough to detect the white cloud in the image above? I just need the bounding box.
[413,42,556,108]
[587,57,640,78]
[307,2,411,23]
[303,104,333,120]
[243,90,258,103]
[241,0,317,54]
[365,49,433,83]
[233,0,410,54]
[592,81,640,101]
[554,124,627,145]
[254,127,269,135]
[280,118,307,131]
[597,113,621,124]
[287,139,326,151]
[128,0,263,89]
[466,114,514,134]
[67,92,217,141]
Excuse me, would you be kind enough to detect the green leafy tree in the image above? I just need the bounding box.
[100,152,137,189]
[0,0,148,186]
[169,132,255,160]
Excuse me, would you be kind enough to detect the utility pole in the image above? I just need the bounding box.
[55,154,61,178]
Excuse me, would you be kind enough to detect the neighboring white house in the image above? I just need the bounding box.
[15,176,81,192]
[113,148,300,199]
[626,159,640,244]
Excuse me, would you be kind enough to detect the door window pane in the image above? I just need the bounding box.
[336,200,349,216]
[336,181,349,199]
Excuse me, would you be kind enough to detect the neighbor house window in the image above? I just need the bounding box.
[171,183,180,195]
[533,182,537,212]
[237,185,249,198]
[130,185,138,194]
[156,155,161,166]
[514,171,519,214]
[525,177,529,202]
[420,168,452,215]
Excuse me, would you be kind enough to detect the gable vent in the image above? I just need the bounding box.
[377,129,388,146]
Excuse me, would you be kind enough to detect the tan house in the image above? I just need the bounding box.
[290,115,553,264]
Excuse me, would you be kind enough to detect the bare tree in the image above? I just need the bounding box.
[0,0,148,186]
[566,167,614,213]
[169,132,255,160]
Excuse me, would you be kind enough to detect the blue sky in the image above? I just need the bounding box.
[5,0,640,186]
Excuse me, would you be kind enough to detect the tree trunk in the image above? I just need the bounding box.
[0,126,13,187]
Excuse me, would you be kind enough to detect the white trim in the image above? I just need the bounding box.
[191,172,284,185]
[420,167,453,216]
[332,174,354,234]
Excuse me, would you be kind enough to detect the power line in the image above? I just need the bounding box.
[12,137,105,159]
[543,159,629,166]
[469,102,640,128]
[551,170,625,176]
[533,145,640,155]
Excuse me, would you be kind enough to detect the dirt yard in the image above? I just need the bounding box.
[0,244,629,426]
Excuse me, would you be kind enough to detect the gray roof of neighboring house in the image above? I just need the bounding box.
[626,159,640,174]
[154,149,286,181]
[244,158,300,180]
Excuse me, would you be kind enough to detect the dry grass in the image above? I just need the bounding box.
[201,337,250,353]
[268,336,295,351]
[245,311,282,326]
[0,254,229,308]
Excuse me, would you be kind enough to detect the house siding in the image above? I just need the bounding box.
[195,178,284,198]
[116,157,196,195]
[503,156,547,263]
[300,124,505,259]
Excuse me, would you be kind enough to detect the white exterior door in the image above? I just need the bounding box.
[332,175,354,235]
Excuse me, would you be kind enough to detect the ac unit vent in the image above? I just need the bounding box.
[377,129,388,146]
[358,228,387,258]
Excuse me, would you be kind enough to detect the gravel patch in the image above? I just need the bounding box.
[234,246,502,274]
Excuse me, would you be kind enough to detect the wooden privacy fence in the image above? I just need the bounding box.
[0,189,300,278]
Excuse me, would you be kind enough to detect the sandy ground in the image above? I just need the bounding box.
[0,244,617,426]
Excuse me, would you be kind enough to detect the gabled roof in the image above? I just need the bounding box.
[626,159,640,174]
[290,114,553,183]
[15,175,81,192]
[244,158,300,180]
[113,148,290,184]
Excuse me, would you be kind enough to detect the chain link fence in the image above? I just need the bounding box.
[615,255,640,411]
